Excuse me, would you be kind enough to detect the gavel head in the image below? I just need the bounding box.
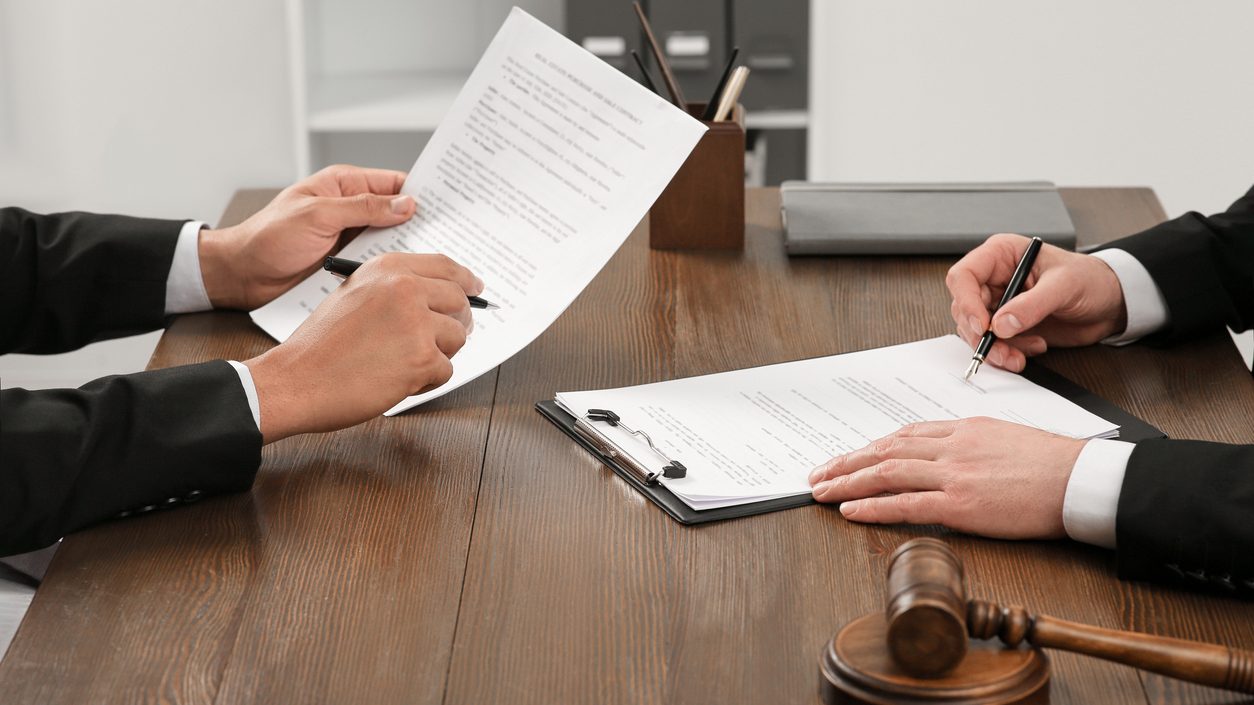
[885,538,970,678]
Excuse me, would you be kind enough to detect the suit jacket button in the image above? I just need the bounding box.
[1165,563,1185,578]
[138,504,157,514]
[185,490,203,503]
[1212,574,1236,591]
[1185,568,1207,582]
[164,497,180,508]
[116,510,132,518]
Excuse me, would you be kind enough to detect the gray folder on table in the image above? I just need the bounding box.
[781,181,1076,255]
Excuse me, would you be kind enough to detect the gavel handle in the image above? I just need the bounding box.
[968,600,1254,694]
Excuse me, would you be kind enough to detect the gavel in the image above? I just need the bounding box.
[821,538,1254,704]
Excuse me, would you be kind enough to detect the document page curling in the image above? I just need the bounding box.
[251,8,706,415]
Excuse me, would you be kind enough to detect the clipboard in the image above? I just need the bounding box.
[536,361,1166,526]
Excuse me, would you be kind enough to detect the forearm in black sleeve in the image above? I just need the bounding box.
[0,360,262,556]
[1116,438,1254,598]
[0,207,187,354]
[1100,185,1254,344]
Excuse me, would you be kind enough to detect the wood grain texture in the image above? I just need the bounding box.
[442,188,1254,705]
[3,187,1253,705]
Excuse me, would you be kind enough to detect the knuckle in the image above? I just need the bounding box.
[944,265,960,287]
[872,438,898,457]
[876,459,900,477]
[373,252,406,273]
[432,357,454,385]
[436,254,463,279]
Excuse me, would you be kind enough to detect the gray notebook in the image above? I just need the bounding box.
[781,181,1076,255]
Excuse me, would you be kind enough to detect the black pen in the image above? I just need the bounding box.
[964,236,1043,380]
[630,50,658,95]
[701,47,739,121]
[323,256,499,310]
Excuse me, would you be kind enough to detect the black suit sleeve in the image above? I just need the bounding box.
[1101,185,1254,343]
[1100,186,1254,597]
[0,207,187,354]
[1116,439,1254,598]
[2,208,261,555]
[1,360,262,556]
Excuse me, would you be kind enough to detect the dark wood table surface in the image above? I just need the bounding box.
[3,188,1253,705]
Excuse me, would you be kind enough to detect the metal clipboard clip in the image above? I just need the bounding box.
[572,408,688,486]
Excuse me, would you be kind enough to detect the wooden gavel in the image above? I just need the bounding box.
[884,537,1254,692]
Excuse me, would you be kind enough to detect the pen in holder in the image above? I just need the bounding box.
[649,102,745,250]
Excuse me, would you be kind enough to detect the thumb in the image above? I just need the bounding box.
[317,193,416,230]
[991,271,1071,338]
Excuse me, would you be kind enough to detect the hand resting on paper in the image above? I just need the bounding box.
[812,233,1125,538]
[244,253,483,443]
[946,233,1129,372]
[198,164,422,310]
[808,418,1085,539]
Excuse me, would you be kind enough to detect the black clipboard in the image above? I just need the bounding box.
[536,361,1165,526]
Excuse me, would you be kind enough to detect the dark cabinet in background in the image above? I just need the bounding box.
[565,0,810,185]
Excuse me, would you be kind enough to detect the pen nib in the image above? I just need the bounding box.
[963,358,981,381]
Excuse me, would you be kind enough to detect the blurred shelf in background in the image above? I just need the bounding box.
[285,0,810,184]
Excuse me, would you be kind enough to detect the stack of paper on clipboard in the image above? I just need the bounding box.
[548,336,1124,516]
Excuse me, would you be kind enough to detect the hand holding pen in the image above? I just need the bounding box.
[964,237,1042,379]
[244,253,484,443]
[947,234,1132,375]
[325,256,499,310]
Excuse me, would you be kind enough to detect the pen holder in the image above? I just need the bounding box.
[649,103,745,250]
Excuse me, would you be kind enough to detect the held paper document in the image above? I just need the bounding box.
[251,9,706,415]
[556,336,1119,511]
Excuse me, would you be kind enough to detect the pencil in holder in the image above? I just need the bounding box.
[649,103,745,250]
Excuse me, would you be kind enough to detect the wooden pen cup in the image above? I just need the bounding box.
[649,102,745,250]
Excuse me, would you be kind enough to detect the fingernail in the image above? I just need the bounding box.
[995,313,1022,337]
[967,316,982,334]
[473,276,485,295]
[839,502,859,518]
[390,195,413,215]
[808,464,827,485]
[812,481,832,500]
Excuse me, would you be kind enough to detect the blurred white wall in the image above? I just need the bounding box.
[0,0,295,388]
[3,0,1253,389]
[809,0,1254,218]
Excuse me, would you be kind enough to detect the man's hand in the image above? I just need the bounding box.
[243,253,481,443]
[947,234,1129,372]
[198,164,419,310]
[808,418,1086,540]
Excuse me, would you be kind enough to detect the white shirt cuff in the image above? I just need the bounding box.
[164,221,213,315]
[1091,249,1169,346]
[226,360,262,432]
[1063,438,1134,549]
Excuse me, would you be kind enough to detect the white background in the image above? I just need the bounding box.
[2,0,1252,389]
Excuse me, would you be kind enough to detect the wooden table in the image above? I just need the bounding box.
[3,188,1253,704]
